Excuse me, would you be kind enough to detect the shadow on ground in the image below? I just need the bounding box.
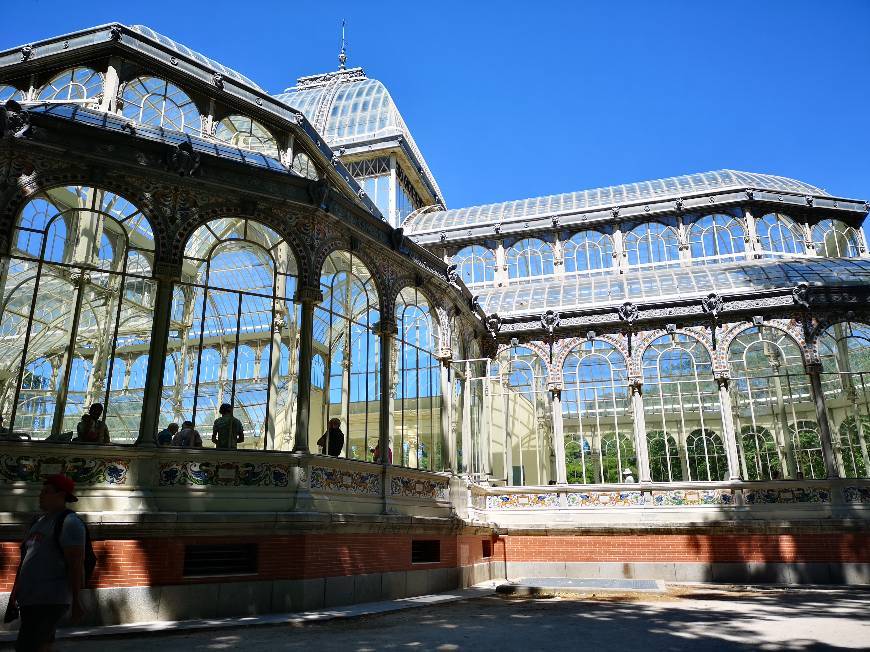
[51,587,870,652]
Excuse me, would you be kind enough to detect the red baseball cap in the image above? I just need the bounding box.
[44,474,78,502]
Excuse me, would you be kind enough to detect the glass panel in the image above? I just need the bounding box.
[643,333,723,481]
[166,218,299,449]
[562,340,632,484]
[121,76,201,136]
[393,288,442,470]
[729,326,815,480]
[818,322,870,478]
[312,251,380,460]
[0,186,156,443]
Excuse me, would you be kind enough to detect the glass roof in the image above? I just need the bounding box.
[129,25,264,92]
[274,71,443,201]
[27,103,288,172]
[477,257,870,317]
[405,170,830,234]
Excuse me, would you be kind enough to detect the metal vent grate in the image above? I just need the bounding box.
[183,543,258,577]
[411,539,441,564]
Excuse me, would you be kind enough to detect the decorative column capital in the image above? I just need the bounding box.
[294,286,323,305]
[70,270,92,287]
[804,361,823,376]
[374,318,398,337]
[629,376,643,395]
[547,380,562,397]
[714,370,731,389]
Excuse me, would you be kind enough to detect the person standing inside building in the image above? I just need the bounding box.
[317,418,345,457]
[212,404,244,450]
[155,422,178,447]
[74,403,110,444]
[8,474,85,651]
[173,421,202,448]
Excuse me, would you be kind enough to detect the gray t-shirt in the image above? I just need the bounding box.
[16,511,86,606]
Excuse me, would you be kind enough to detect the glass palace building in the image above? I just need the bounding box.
[0,24,867,625]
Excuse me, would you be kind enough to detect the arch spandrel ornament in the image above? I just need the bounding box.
[632,325,716,372]
[168,200,309,285]
[552,333,632,378]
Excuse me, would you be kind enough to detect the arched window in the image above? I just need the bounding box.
[312,354,325,389]
[37,67,103,103]
[688,214,746,263]
[562,231,613,275]
[686,428,727,482]
[624,222,680,268]
[313,251,380,460]
[0,85,26,102]
[740,427,782,481]
[811,219,862,258]
[0,186,155,442]
[790,420,825,479]
[453,245,496,285]
[492,346,549,485]
[562,340,632,484]
[14,358,55,437]
[230,345,257,380]
[121,76,201,136]
[643,333,723,481]
[729,326,816,480]
[214,115,281,160]
[197,349,222,384]
[756,213,805,257]
[128,355,148,389]
[647,431,682,482]
[507,238,554,279]
[394,288,442,470]
[174,218,298,449]
[837,417,869,479]
[292,152,318,180]
[818,321,870,478]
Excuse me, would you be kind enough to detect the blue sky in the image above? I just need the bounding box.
[2,1,868,215]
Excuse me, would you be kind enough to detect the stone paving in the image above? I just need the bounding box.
[45,586,869,651]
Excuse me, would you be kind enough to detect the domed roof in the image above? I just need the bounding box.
[274,68,443,201]
[129,25,264,92]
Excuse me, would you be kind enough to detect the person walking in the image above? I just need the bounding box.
[8,474,86,651]
[212,404,244,450]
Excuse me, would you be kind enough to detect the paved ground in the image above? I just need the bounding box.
[27,587,870,651]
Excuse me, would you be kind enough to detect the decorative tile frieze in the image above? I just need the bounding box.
[652,489,733,506]
[743,487,830,505]
[842,485,870,504]
[0,454,129,485]
[566,490,645,508]
[486,493,559,509]
[309,465,381,495]
[390,475,449,501]
[159,460,289,487]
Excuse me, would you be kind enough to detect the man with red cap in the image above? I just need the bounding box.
[8,474,85,651]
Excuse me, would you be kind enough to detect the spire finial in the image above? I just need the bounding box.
[338,20,347,70]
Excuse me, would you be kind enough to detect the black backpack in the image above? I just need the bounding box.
[53,509,97,586]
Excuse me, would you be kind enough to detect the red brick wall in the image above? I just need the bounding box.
[496,534,870,564]
[0,534,458,591]
[2,533,865,592]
